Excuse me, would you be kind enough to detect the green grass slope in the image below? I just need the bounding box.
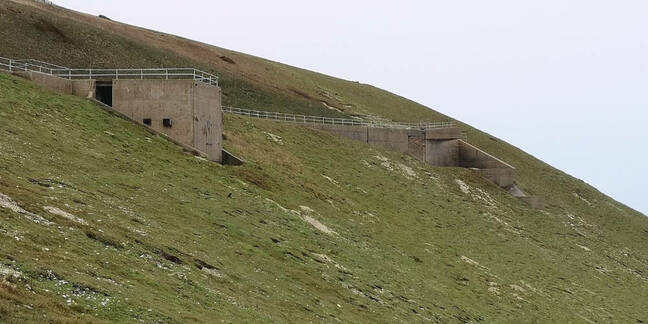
[1,72,648,323]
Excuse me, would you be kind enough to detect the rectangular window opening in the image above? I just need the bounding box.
[143,118,152,126]
[163,118,173,128]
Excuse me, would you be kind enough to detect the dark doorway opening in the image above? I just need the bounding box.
[95,81,113,106]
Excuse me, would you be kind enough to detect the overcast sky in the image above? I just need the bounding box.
[55,0,647,216]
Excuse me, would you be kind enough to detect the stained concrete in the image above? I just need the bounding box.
[458,140,515,170]
[14,71,72,94]
[425,127,461,140]
[367,128,409,153]
[309,124,368,142]
[426,139,459,166]
[72,80,95,98]
[112,79,222,163]
[193,82,223,162]
[407,136,426,161]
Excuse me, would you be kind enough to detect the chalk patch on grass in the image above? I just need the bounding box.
[303,215,335,235]
[299,206,336,235]
[0,264,22,280]
[572,192,592,206]
[577,244,592,252]
[263,132,283,145]
[43,206,88,225]
[322,175,339,186]
[455,180,497,207]
[375,155,418,180]
[455,179,471,194]
[0,193,52,225]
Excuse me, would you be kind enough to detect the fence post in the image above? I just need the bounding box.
[8,59,12,72]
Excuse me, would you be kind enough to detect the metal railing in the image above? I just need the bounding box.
[0,56,219,86]
[223,106,455,130]
[1,56,454,130]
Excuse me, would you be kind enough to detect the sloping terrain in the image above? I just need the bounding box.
[1,70,648,323]
[0,0,647,323]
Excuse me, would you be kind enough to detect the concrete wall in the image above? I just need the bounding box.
[309,124,368,142]
[193,82,223,162]
[426,139,459,166]
[407,136,426,161]
[113,80,195,146]
[458,140,516,187]
[112,79,222,162]
[367,128,409,153]
[72,80,95,98]
[425,127,461,140]
[15,71,72,94]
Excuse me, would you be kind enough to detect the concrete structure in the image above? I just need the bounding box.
[367,128,409,153]
[11,69,225,164]
[426,140,459,167]
[309,124,368,142]
[457,140,516,187]
[13,71,95,98]
[309,123,544,208]
[112,80,222,162]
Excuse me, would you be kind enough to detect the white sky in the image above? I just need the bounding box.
[55,0,648,215]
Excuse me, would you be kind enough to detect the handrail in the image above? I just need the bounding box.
[1,56,454,130]
[223,106,455,130]
[0,56,219,86]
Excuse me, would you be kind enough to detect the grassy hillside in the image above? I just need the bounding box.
[1,0,648,322]
[1,70,648,323]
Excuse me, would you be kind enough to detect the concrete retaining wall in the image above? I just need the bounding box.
[458,140,516,187]
[367,128,409,153]
[426,139,459,167]
[309,124,368,142]
[72,80,95,98]
[425,127,461,140]
[15,71,72,94]
[407,136,426,161]
[112,80,222,162]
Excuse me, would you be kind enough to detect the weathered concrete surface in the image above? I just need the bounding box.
[112,79,222,162]
[309,124,368,142]
[367,128,409,153]
[520,196,545,209]
[14,71,72,94]
[457,140,516,188]
[222,149,244,166]
[72,80,95,98]
[458,140,515,170]
[425,127,461,140]
[193,82,223,162]
[407,136,426,161]
[113,80,195,146]
[426,140,459,166]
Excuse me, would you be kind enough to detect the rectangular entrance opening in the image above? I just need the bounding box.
[95,81,113,107]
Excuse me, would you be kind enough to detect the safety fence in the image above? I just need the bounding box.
[0,56,219,86]
[223,106,455,130]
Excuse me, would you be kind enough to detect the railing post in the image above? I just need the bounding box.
[8,59,12,72]
[141,70,143,80]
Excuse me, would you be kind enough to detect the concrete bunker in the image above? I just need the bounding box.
[3,59,230,164]
[110,79,223,163]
